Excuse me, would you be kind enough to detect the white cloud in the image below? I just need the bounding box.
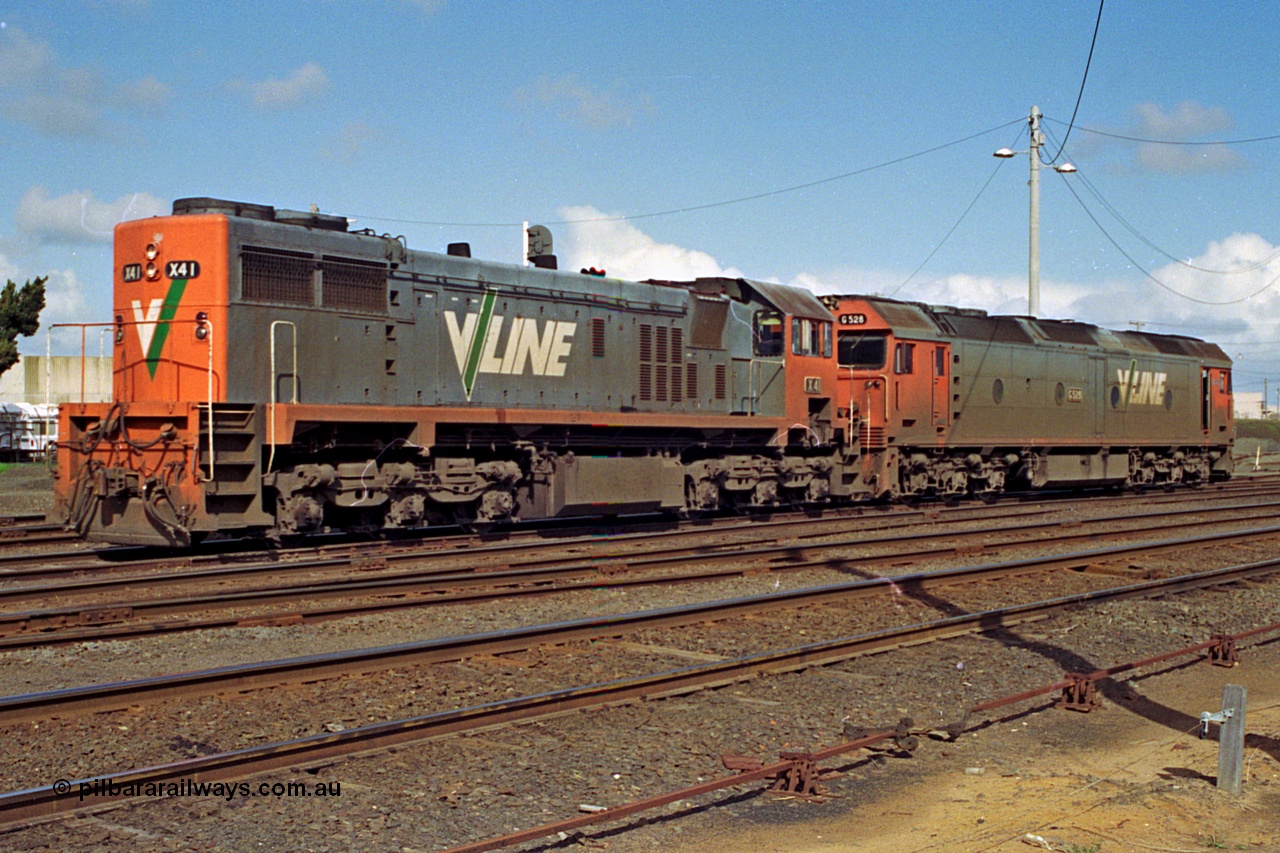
[0,26,52,87]
[39,268,106,354]
[245,62,328,110]
[15,187,168,244]
[115,75,174,115]
[41,268,92,326]
[514,75,653,129]
[0,26,175,137]
[1134,143,1246,174]
[1133,101,1232,140]
[1083,101,1250,174]
[320,121,379,164]
[559,206,743,281]
[559,210,1280,384]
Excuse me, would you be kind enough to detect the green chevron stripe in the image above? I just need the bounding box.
[461,289,496,399]
[145,278,189,379]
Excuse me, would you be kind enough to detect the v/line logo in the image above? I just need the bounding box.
[445,291,577,400]
[1116,363,1168,406]
[131,277,190,379]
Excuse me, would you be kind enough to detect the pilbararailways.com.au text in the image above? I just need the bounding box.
[53,778,341,802]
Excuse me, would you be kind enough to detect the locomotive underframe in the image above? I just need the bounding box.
[860,442,1226,502]
[55,401,848,545]
[56,399,1233,547]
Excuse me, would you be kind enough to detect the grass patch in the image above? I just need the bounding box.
[1235,419,1280,442]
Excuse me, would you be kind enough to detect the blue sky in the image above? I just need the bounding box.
[5,1,1280,408]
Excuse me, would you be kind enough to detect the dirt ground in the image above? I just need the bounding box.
[688,641,1280,853]
[0,463,55,517]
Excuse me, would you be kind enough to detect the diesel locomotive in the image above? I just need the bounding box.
[53,198,1234,547]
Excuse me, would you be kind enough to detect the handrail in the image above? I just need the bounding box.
[267,321,298,475]
[204,320,216,483]
[46,322,114,405]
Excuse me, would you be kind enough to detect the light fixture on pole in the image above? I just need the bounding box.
[994,106,1076,318]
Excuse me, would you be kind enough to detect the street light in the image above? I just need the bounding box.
[994,106,1076,318]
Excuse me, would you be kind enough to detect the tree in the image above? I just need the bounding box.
[0,276,47,378]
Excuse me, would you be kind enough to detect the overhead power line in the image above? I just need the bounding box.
[348,118,1026,229]
[1041,124,1280,276]
[1047,117,1280,147]
[1054,168,1280,305]
[887,125,1026,298]
[1045,0,1104,164]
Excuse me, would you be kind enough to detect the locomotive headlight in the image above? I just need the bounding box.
[195,311,208,340]
[145,261,159,280]
[114,315,124,345]
[145,243,159,260]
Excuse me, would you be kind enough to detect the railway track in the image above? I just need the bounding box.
[3,520,1279,724]
[3,477,1278,592]
[4,492,1280,647]
[2,475,1277,577]
[1,549,1276,831]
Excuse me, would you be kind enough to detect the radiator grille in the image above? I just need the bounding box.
[714,364,727,400]
[638,324,686,404]
[591,317,606,357]
[685,363,698,401]
[320,255,388,313]
[241,247,314,304]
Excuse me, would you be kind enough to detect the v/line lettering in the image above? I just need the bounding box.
[445,296,577,399]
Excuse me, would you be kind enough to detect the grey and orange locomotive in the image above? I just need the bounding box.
[54,198,1233,546]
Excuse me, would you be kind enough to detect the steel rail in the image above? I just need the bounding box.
[9,490,1280,613]
[5,499,1280,648]
[441,615,1280,853]
[0,498,1035,600]
[0,477,1273,580]
[4,523,1280,723]
[1,558,1277,832]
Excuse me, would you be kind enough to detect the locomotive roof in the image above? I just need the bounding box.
[173,197,833,321]
[829,294,1231,364]
[656,277,830,320]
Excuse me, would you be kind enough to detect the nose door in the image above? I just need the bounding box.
[932,345,949,429]
[859,376,888,450]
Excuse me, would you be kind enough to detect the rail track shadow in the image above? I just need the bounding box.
[877,579,1228,743]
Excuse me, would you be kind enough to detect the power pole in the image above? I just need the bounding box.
[993,108,1075,319]
[1028,107,1042,319]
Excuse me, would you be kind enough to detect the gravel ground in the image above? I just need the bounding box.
[1,475,1279,851]
[0,464,55,518]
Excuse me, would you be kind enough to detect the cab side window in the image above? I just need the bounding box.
[753,310,784,357]
[790,317,832,357]
[894,342,915,375]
